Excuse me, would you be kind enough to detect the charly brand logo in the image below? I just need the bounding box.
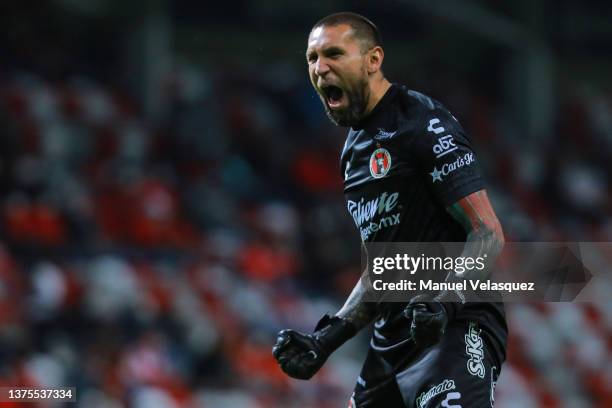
[374,128,397,140]
[465,322,486,378]
[441,392,462,408]
[369,148,392,178]
[416,379,456,408]
[347,191,400,241]
[430,152,475,183]
[427,118,445,134]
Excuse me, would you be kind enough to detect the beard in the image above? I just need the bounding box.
[322,78,369,127]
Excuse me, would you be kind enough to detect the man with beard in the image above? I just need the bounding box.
[273,12,507,408]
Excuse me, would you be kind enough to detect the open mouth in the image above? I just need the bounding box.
[321,85,345,109]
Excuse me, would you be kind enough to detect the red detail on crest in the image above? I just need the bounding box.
[369,148,391,178]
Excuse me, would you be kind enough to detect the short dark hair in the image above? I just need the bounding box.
[311,12,382,51]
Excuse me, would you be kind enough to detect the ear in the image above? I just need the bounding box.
[366,46,384,74]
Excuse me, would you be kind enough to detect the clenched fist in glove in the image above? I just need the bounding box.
[403,290,464,347]
[272,314,356,380]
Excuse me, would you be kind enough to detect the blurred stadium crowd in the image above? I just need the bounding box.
[0,61,610,408]
[1,2,612,408]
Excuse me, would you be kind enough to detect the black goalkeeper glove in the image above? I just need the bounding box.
[403,290,464,347]
[272,314,356,380]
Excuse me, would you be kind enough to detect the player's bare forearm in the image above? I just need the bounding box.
[336,278,378,330]
[272,273,372,380]
[446,189,505,281]
[403,191,504,343]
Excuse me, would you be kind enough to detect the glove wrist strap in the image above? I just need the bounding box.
[313,314,357,354]
[434,289,466,321]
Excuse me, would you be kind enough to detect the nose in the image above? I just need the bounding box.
[314,58,330,77]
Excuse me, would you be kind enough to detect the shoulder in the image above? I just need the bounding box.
[391,86,466,146]
[397,86,438,111]
[393,85,458,125]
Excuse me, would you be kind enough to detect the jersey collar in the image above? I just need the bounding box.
[352,83,399,131]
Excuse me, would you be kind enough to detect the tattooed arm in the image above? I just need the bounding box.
[404,189,504,346]
[438,189,505,313]
[446,189,505,282]
[336,276,378,330]
[272,246,377,379]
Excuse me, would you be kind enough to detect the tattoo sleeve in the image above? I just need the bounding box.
[335,278,378,330]
[335,244,378,330]
[442,189,505,307]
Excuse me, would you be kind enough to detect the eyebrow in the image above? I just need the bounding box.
[306,46,345,59]
[323,46,344,55]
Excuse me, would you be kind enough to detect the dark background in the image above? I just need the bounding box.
[0,1,610,407]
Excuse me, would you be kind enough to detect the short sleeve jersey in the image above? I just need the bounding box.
[341,84,506,361]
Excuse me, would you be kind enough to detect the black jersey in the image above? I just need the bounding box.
[341,84,507,365]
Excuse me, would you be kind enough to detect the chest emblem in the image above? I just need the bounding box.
[369,148,392,179]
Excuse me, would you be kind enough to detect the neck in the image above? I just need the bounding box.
[364,77,392,116]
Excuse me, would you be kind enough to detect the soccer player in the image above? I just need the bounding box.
[273,12,506,407]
